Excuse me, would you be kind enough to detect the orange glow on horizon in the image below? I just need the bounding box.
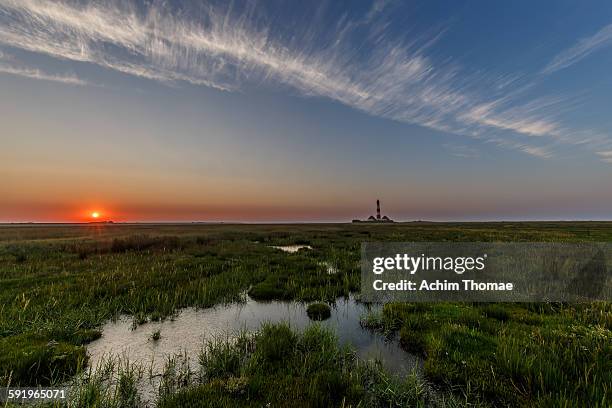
[91,211,100,219]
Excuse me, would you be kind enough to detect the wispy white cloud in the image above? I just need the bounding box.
[460,101,559,137]
[543,23,612,74]
[485,137,553,159]
[0,63,87,85]
[519,145,552,159]
[0,47,87,84]
[596,150,612,163]
[0,0,609,160]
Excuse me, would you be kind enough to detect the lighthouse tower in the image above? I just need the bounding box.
[353,199,394,223]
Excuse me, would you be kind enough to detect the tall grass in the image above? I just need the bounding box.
[1,222,611,406]
[158,322,466,408]
[363,302,612,407]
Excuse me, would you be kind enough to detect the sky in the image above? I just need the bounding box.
[1,0,612,222]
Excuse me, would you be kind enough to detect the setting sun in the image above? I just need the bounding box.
[91,212,100,219]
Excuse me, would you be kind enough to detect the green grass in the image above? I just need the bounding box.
[306,302,332,320]
[158,322,456,408]
[0,224,362,386]
[1,222,611,406]
[37,323,464,408]
[0,333,87,386]
[150,329,161,342]
[362,302,612,407]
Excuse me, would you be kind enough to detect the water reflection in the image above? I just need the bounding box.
[87,296,421,378]
[270,245,312,253]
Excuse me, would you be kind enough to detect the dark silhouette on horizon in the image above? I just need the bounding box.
[353,200,394,223]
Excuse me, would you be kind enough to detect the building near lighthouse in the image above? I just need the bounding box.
[353,200,394,223]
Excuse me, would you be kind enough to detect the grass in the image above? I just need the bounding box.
[0,222,611,406]
[0,224,362,386]
[31,323,463,408]
[159,322,457,407]
[0,333,87,386]
[150,330,161,342]
[306,302,332,320]
[362,302,612,407]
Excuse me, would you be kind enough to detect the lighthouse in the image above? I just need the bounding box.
[353,200,394,223]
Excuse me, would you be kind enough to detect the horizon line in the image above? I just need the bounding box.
[2,219,612,225]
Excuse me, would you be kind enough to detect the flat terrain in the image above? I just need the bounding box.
[0,223,610,407]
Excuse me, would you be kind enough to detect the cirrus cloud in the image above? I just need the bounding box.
[0,0,610,160]
[543,23,612,74]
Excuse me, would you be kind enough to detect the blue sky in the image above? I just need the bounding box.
[1,0,611,222]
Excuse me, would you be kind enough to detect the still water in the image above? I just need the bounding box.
[87,296,420,378]
[270,244,312,253]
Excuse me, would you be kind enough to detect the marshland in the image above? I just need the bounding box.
[0,222,610,407]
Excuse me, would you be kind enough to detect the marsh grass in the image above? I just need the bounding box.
[1,222,611,406]
[25,324,464,408]
[363,302,612,407]
[30,356,148,408]
[150,330,161,342]
[0,225,361,386]
[158,322,465,408]
[306,302,332,320]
